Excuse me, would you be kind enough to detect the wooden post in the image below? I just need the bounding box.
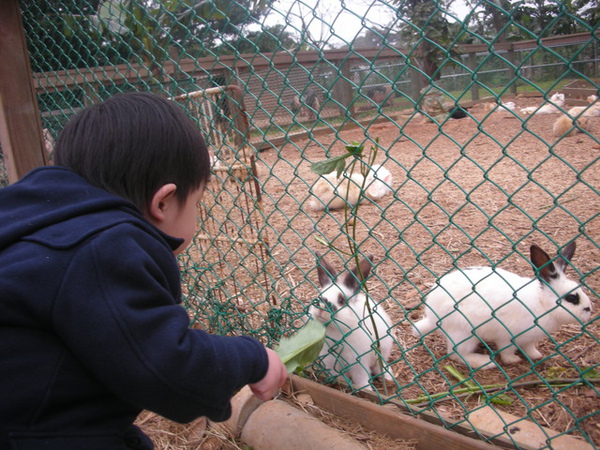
[468,52,480,101]
[333,57,355,118]
[506,45,518,96]
[82,84,102,107]
[0,0,47,184]
[409,66,425,102]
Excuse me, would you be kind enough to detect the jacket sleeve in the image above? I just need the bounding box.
[51,223,269,423]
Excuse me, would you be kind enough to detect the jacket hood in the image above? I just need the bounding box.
[0,166,183,252]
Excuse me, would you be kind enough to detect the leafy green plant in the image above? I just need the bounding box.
[310,139,390,391]
[311,139,381,262]
[446,365,513,406]
[405,364,600,408]
[274,320,326,374]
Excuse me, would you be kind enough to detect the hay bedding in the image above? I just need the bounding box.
[136,396,418,449]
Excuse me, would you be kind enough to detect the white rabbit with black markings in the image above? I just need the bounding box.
[412,242,593,370]
[309,253,395,389]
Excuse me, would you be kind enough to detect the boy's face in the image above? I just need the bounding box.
[160,184,205,256]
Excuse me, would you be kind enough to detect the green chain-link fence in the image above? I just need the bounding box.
[6,0,600,447]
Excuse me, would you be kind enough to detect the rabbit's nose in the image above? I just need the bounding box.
[311,309,327,323]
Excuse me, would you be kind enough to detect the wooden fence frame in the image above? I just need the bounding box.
[0,0,597,182]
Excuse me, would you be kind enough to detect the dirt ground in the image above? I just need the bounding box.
[251,95,600,447]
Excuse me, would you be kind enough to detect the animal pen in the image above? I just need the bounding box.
[1,0,599,448]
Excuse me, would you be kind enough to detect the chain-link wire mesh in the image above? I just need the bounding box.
[8,0,600,447]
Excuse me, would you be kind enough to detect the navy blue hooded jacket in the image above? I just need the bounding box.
[0,166,268,449]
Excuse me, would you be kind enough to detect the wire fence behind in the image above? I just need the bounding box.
[5,1,600,447]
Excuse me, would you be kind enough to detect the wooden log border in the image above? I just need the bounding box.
[289,375,524,450]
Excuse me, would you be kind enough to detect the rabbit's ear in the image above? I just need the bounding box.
[316,252,336,287]
[556,241,576,272]
[530,245,558,283]
[344,254,375,291]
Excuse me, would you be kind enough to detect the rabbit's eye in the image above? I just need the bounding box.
[564,293,580,305]
[318,297,334,310]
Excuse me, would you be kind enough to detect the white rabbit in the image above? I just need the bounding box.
[550,92,566,105]
[308,171,364,211]
[493,101,516,113]
[309,253,395,389]
[552,115,592,137]
[553,100,600,137]
[412,242,593,370]
[365,164,393,200]
[308,165,393,211]
[520,92,565,115]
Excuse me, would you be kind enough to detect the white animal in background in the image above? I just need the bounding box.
[495,101,516,113]
[309,252,395,389]
[552,115,592,137]
[308,165,394,211]
[412,241,592,370]
[553,96,600,137]
[209,152,223,169]
[520,92,565,115]
[480,101,514,113]
[309,171,365,211]
[519,106,537,115]
[364,164,393,200]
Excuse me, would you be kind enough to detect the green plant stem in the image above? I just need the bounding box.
[313,139,389,393]
[405,378,599,407]
[445,365,512,405]
[341,142,386,394]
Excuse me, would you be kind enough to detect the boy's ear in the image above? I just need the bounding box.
[147,183,178,223]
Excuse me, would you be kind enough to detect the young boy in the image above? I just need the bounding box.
[0,92,287,449]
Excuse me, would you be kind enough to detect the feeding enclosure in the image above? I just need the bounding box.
[1,0,599,448]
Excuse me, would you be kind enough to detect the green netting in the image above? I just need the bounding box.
[7,0,600,447]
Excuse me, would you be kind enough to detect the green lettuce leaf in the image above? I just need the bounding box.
[274,320,326,373]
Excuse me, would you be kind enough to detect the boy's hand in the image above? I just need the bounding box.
[249,348,287,401]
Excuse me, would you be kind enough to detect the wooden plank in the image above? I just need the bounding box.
[255,114,400,151]
[32,48,409,95]
[289,375,511,450]
[0,0,47,183]
[469,406,593,450]
[457,31,595,53]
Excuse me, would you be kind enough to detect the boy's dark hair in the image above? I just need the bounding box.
[54,91,211,212]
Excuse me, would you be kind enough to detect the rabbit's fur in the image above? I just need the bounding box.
[309,172,364,211]
[413,242,593,370]
[308,253,395,389]
[364,165,393,200]
[498,101,516,112]
[552,115,592,137]
[308,165,393,211]
[553,96,600,137]
[520,92,565,115]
